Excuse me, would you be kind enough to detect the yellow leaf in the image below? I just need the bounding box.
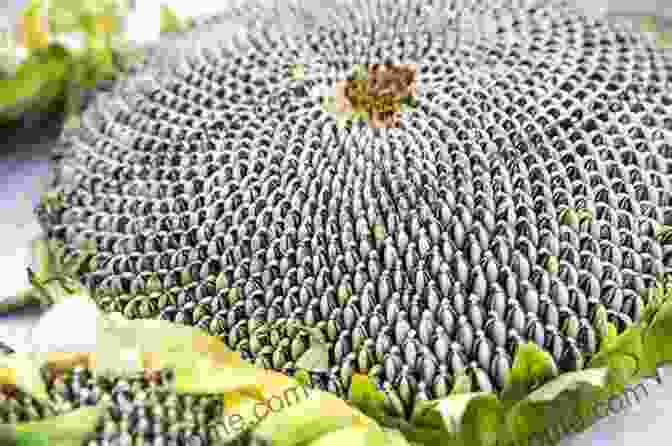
[172,356,266,398]
[252,390,371,446]
[0,366,16,386]
[220,391,265,433]
[44,352,92,374]
[106,316,250,370]
[0,353,49,402]
[93,14,118,34]
[17,14,49,50]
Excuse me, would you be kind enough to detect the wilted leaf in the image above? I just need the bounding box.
[0,352,49,402]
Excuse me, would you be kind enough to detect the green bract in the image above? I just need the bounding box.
[1,271,671,446]
[0,0,192,124]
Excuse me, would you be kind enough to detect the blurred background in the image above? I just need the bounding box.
[0,2,671,446]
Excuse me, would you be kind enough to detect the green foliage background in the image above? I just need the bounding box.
[0,0,190,126]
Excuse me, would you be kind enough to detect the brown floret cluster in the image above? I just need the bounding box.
[334,63,416,128]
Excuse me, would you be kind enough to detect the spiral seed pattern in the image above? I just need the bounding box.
[37,0,672,418]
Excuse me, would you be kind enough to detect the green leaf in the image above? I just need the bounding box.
[294,369,312,387]
[0,56,67,119]
[15,431,49,446]
[160,5,186,34]
[500,342,558,405]
[400,424,457,446]
[86,35,118,82]
[504,368,609,446]
[588,326,645,393]
[352,110,368,122]
[435,392,501,446]
[450,372,472,395]
[348,373,387,421]
[306,424,386,446]
[382,428,412,446]
[600,322,619,350]
[22,0,43,17]
[642,296,672,375]
[525,367,608,402]
[14,405,104,446]
[409,400,446,431]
